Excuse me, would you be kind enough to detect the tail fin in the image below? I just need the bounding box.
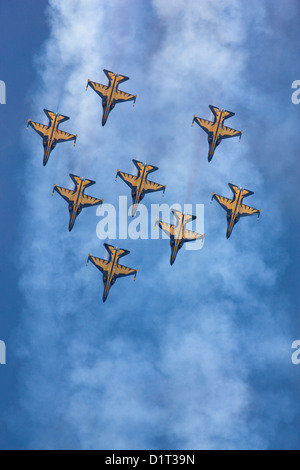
[228,183,240,196]
[183,213,197,224]
[132,159,145,174]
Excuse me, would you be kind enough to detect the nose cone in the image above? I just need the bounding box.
[226,225,233,239]
[102,282,110,303]
[131,202,139,217]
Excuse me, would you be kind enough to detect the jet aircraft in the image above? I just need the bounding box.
[116,159,166,216]
[27,109,77,166]
[211,183,261,239]
[192,105,243,162]
[53,174,103,232]
[86,69,137,126]
[87,244,138,302]
[156,209,205,265]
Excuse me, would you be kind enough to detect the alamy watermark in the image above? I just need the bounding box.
[0,340,6,365]
[96,197,205,251]
[291,80,300,105]
[291,340,300,365]
[0,80,6,105]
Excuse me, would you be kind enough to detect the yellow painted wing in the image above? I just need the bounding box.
[80,194,103,209]
[193,117,215,135]
[114,89,136,104]
[157,220,175,238]
[213,194,234,212]
[54,186,76,204]
[239,204,261,218]
[220,125,242,140]
[117,171,138,189]
[144,180,165,194]
[54,129,77,143]
[88,256,110,274]
[28,121,50,138]
[114,264,137,279]
[88,81,110,98]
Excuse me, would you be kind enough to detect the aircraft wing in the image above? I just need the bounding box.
[53,186,76,204]
[193,117,215,135]
[156,220,174,238]
[27,120,50,138]
[144,180,166,194]
[220,125,242,140]
[117,171,138,189]
[80,194,103,209]
[54,129,77,144]
[88,255,110,274]
[87,80,110,99]
[212,194,234,212]
[239,204,261,218]
[183,229,205,242]
[114,264,137,279]
[114,89,136,104]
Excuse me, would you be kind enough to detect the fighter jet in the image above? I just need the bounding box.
[192,105,243,162]
[116,159,166,216]
[87,244,138,303]
[27,109,77,166]
[211,183,261,239]
[53,174,103,232]
[156,209,205,265]
[86,69,137,126]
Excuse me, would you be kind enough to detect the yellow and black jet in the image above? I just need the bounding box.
[156,209,205,266]
[116,159,166,216]
[53,174,103,232]
[192,105,243,162]
[211,183,261,239]
[87,244,138,303]
[86,69,137,126]
[27,109,77,166]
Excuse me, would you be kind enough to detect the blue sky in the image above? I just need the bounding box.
[0,0,300,450]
